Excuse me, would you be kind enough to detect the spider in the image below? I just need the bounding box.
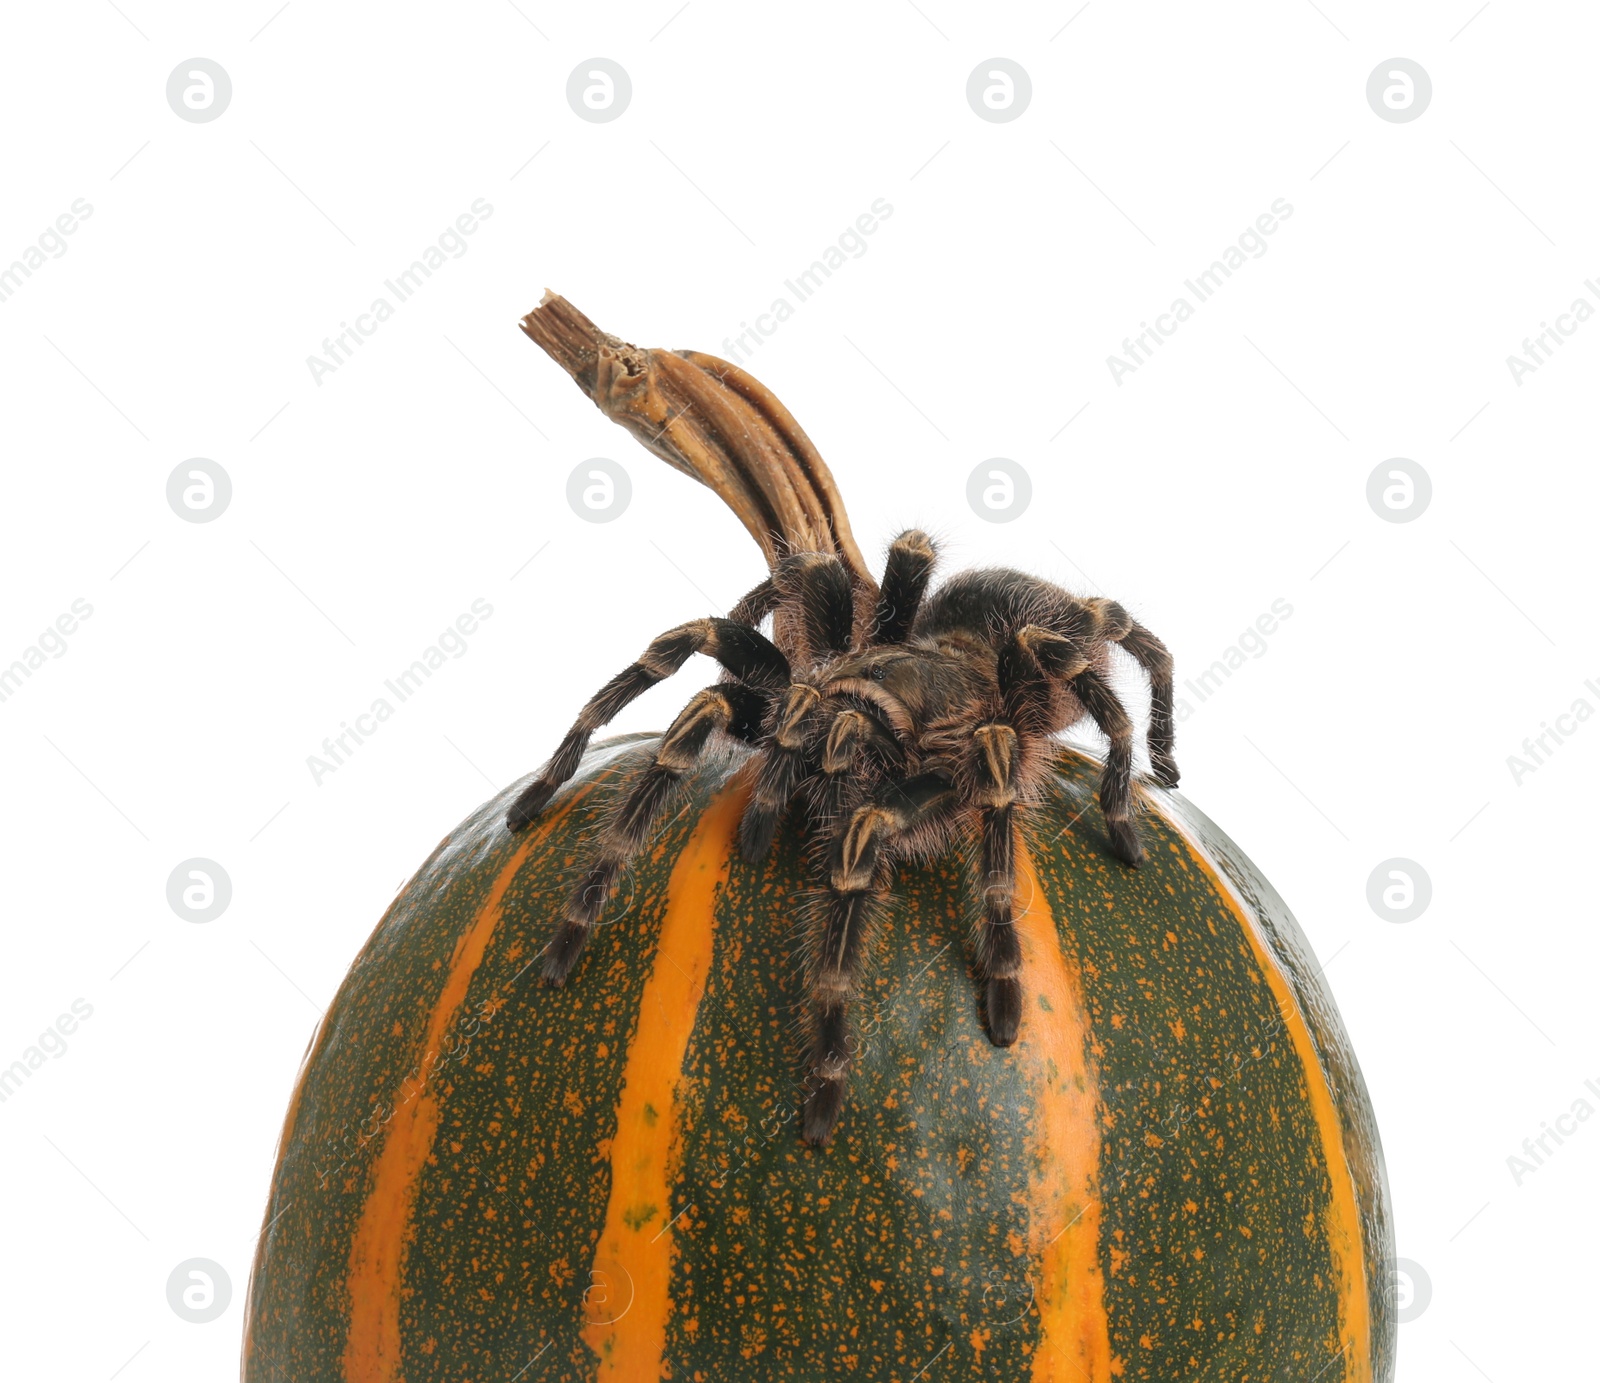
[506,532,1177,1146]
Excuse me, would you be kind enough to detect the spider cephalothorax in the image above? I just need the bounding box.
[507,533,1176,1145]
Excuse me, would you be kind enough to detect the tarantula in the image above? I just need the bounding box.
[506,532,1176,1146]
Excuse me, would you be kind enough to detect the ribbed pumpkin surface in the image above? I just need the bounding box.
[243,735,1394,1382]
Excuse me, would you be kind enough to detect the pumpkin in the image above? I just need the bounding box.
[243,738,1392,1381]
[243,297,1394,1381]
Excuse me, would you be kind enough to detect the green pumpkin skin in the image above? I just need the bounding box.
[243,735,1394,1383]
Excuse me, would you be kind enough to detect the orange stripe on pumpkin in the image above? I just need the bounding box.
[581,778,746,1378]
[1165,815,1372,1383]
[1013,841,1113,1383]
[246,844,448,1376]
[340,802,573,1383]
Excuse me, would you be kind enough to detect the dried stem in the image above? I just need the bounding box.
[520,292,875,601]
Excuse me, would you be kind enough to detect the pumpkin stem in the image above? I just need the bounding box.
[520,293,876,601]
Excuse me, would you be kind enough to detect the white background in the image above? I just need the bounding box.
[1,2,1596,1379]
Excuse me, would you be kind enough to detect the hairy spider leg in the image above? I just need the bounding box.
[1082,597,1178,789]
[540,683,769,985]
[739,681,823,861]
[971,723,1024,1047]
[973,586,1159,864]
[802,771,958,1146]
[725,576,778,630]
[507,618,788,832]
[1117,621,1179,786]
[968,624,1091,1048]
[1068,665,1144,867]
[775,552,854,664]
[814,700,905,828]
[868,529,938,646]
[737,553,858,859]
